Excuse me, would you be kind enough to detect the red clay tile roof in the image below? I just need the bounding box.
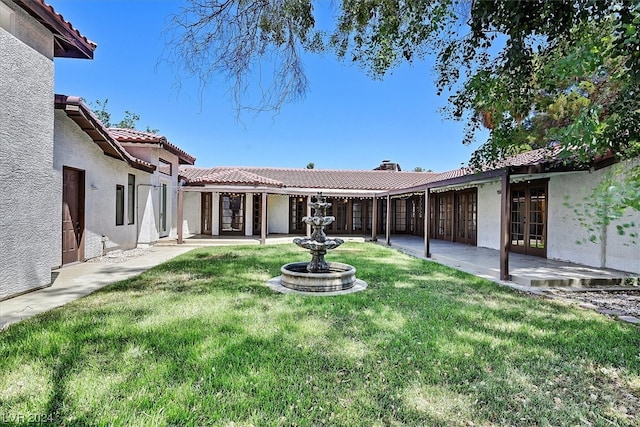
[14,0,96,59]
[428,147,559,183]
[180,148,561,192]
[55,95,154,173]
[189,170,285,187]
[109,128,196,165]
[180,166,439,191]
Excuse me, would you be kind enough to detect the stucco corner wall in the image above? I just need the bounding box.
[547,163,640,274]
[547,171,603,268]
[0,20,55,299]
[267,195,289,234]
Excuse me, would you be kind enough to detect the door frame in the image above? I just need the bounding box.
[62,166,85,265]
[220,193,245,235]
[201,192,212,235]
[159,181,169,237]
[510,179,548,257]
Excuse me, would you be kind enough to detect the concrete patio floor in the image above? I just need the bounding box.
[384,235,638,289]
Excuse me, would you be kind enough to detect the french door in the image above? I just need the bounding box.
[201,192,212,235]
[220,193,244,235]
[159,183,169,237]
[455,190,477,245]
[510,181,547,257]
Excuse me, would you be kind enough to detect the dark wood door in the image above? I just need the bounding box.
[511,182,547,257]
[434,193,454,240]
[201,192,212,235]
[252,194,262,236]
[455,190,477,245]
[62,167,84,265]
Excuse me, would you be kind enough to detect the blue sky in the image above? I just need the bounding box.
[53,0,485,172]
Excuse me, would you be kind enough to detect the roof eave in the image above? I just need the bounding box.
[55,95,155,173]
[15,0,96,59]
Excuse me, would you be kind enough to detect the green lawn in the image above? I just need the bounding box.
[1,243,638,426]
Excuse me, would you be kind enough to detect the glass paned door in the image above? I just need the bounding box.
[221,194,244,234]
[290,197,306,233]
[510,182,547,257]
[455,190,477,245]
[201,192,212,235]
[160,183,168,237]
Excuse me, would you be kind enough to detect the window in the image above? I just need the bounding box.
[127,174,135,224]
[289,197,306,233]
[116,185,124,226]
[0,3,15,34]
[158,158,172,176]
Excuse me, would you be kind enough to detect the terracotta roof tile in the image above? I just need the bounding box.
[180,166,438,191]
[15,0,96,59]
[179,148,562,192]
[109,128,196,165]
[189,170,284,187]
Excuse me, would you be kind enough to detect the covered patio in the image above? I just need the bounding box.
[386,235,638,288]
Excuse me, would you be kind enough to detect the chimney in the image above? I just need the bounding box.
[374,160,402,171]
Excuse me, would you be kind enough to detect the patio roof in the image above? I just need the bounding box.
[180,166,439,191]
[179,147,579,195]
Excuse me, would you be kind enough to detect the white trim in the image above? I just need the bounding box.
[0,2,15,34]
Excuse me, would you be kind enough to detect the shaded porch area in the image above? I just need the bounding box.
[386,235,638,288]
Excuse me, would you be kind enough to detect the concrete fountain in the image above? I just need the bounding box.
[267,193,367,295]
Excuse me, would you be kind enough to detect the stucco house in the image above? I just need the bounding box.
[1,0,195,301]
[178,151,640,279]
[1,0,637,302]
[1,0,95,300]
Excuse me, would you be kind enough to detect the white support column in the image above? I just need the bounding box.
[177,187,184,244]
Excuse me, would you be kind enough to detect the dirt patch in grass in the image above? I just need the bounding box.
[548,289,640,319]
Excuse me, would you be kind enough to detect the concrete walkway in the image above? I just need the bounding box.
[384,235,638,288]
[0,246,192,330]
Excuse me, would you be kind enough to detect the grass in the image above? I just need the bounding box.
[1,242,639,426]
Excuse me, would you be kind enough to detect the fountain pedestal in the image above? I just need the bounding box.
[267,192,367,295]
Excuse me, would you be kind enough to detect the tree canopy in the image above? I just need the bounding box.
[164,0,640,167]
[88,98,159,134]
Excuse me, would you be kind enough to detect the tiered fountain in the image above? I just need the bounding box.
[267,193,367,294]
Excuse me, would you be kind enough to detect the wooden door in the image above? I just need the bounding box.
[454,190,477,245]
[511,182,547,257]
[252,193,262,236]
[434,193,454,240]
[201,192,212,235]
[62,167,84,264]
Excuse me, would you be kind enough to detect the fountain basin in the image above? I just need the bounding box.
[280,262,356,292]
